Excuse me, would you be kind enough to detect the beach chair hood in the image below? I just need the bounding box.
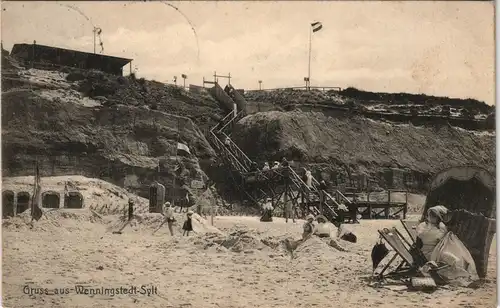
[421,165,496,278]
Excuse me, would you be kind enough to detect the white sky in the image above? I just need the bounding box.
[1,1,495,105]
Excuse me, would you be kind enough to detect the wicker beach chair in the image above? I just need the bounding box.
[421,165,496,278]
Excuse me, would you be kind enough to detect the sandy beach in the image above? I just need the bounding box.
[2,209,496,308]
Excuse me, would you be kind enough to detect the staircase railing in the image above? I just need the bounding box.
[209,107,251,168]
[311,177,343,207]
[221,132,253,170]
[211,111,234,134]
[206,101,340,220]
[287,167,338,221]
[212,110,245,136]
[335,190,352,205]
[209,131,248,173]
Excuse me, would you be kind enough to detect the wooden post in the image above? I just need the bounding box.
[211,186,215,226]
[385,190,391,219]
[32,40,36,68]
[404,190,408,219]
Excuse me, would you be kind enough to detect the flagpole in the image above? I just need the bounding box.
[31,161,36,220]
[308,25,312,91]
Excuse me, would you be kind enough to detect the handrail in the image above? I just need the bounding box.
[221,132,252,167]
[211,133,247,172]
[246,86,342,92]
[336,190,352,204]
[287,167,314,192]
[220,110,245,134]
[287,167,338,213]
[210,131,248,173]
[210,111,234,134]
[309,174,342,207]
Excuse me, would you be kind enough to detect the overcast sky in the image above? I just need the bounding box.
[1,1,495,105]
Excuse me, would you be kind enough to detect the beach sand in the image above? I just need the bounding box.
[2,211,496,308]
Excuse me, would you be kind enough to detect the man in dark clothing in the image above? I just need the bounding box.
[128,199,134,221]
[281,157,289,168]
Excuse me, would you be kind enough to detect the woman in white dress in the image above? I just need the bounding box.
[416,205,479,286]
[416,205,448,260]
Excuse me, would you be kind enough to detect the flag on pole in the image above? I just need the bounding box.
[177,142,191,156]
[31,163,43,221]
[311,21,323,33]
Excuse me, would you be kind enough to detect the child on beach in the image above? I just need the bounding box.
[182,210,194,236]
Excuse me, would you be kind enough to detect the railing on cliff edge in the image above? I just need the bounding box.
[246,86,342,93]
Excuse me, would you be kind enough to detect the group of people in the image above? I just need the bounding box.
[249,157,290,173]
[301,214,356,243]
[128,198,195,236]
[162,201,194,236]
[223,84,236,99]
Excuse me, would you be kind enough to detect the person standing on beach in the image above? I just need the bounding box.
[164,201,175,236]
[128,199,134,221]
[284,194,295,224]
[182,210,194,236]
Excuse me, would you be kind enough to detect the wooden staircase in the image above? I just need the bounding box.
[206,84,345,223]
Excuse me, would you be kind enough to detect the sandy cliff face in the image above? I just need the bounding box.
[2,81,215,200]
[232,111,495,190]
[2,51,495,199]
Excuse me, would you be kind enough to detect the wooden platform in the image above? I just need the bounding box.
[348,201,408,219]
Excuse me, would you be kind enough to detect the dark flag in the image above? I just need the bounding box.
[311,21,323,33]
[31,163,43,221]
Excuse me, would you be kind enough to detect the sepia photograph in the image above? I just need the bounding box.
[0,1,496,307]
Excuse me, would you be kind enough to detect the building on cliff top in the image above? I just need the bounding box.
[10,43,133,76]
